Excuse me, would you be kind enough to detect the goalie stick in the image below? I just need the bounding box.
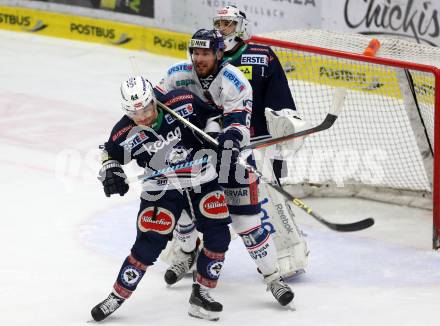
[245,111,338,150]
[158,88,346,151]
[136,88,374,232]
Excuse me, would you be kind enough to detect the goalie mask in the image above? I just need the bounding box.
[120,76,157,123]
[213,5,251,52]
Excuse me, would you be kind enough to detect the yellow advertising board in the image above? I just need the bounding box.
[0,6,191,58]
[277,51,435,105]
[0,6,435,105]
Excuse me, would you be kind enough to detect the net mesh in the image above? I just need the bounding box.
[253,29,438,204]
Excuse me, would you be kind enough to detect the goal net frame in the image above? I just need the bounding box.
[249,33,440,250]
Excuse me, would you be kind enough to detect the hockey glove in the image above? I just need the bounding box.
[98,160,129,197]
[216,129,242,170]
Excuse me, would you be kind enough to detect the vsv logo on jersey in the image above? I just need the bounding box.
[223,69,245,92]
[207,261,224,279]
[241,54,268,66]
[165,104,194,124]
[121,266,142,286]
[120,130,149,151]
[166,146,191,165]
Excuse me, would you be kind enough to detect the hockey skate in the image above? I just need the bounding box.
[188,283,223,321]
[91,292,125,322]
[164,247,198,285]
[266,276,294,306]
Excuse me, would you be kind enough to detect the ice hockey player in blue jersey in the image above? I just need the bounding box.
[90,76,232,322]
[158,29,296,307]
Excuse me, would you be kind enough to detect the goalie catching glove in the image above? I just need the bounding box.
[265,108,311,158]
[98,160,129,197]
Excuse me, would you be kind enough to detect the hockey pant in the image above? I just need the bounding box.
[112,183,231,299]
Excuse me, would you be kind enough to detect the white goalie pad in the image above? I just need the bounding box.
[159,210,237,266]
[159,210,197,265]
[160,236,189,265]
[264,107,311,158]
[253,142,310,279]
[259,181,309,278]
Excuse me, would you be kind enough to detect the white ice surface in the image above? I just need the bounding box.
[1,30,439,326]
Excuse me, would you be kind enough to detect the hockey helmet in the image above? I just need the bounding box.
[213,5,251,51]
[120,76,156,117]
[188,29,225,55]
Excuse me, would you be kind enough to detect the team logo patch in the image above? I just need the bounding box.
[121,266,142,286]
[138,207,175,234]
[207,261,224,279]
[166,146,191,165]
[199,191,229,219]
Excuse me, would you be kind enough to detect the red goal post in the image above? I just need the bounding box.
[249,30,440,249]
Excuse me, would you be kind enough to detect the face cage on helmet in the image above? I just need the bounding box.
[213,16,243,38]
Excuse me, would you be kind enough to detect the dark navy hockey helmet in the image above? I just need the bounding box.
[188,29,225,55]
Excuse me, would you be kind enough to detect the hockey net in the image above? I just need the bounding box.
[250,29,440,249]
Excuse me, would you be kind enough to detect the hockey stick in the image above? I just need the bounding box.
[128,55,344,150]
[248,167,374,232]
[157,88,346,151]
[245,88,347,150]
[149,91,374,232]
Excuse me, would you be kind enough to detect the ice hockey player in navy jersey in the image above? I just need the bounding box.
[212,5,310,278]
[90,76,232,322]
[214,6,296,139]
